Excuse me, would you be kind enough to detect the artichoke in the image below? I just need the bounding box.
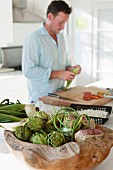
[65,67,80,89]
[25,117,46,131]
[45,121,56,133]
[47,131,65,147]
[29,130,48,145]
[13,125,32,141]
[36,110,50,121]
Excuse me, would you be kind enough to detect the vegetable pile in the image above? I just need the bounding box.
[0,99,27,123]
[13,107,93,147]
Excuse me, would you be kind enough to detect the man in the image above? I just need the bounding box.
[22,0,81,104]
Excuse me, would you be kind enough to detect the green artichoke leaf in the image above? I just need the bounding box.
[45,121,56,133]
[36,110,50,121]
[47,131,65,147]
[30,130,48,145]
[13,125,32,141]
[25,117,46,131]
[65,67,80,89]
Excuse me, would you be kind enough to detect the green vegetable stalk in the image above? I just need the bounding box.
[65,67,80,90]
[0,113,23,123]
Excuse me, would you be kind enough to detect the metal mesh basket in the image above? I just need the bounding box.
[70,104,112,125]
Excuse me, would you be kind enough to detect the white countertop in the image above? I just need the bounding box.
[0,107,113,170]
[0,78,113,170]
[0,116,113,170]
[85,78,113,89]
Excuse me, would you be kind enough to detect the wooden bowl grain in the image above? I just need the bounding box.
[4,125,113,170]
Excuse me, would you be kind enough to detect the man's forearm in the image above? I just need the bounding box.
[50,70,62,79]
[50,70,76,81]
[50,66,71,80]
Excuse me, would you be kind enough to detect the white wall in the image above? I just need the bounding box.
[1,0,112,86]
[68,0,93,86]
[0,0,48,47]
[69,0,113,86]
[4,0,72,47]
[7,23,41,46]
[0,0,13,46]
[70,0,113,86]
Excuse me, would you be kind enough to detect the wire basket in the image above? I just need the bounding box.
[70,104,112,125]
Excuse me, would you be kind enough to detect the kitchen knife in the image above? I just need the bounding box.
[48,93,78,102]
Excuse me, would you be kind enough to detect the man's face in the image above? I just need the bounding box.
[48,12,69,34]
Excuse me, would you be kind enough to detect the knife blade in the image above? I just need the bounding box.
[48,93,78,102]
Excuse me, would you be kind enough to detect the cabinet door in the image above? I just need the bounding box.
[92,3,113,81]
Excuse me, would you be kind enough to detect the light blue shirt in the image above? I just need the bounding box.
[22,23,70,103]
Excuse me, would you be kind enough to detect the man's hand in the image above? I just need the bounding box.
[66,65,81,75]
[50,70,76,81]
[50,65,81,80]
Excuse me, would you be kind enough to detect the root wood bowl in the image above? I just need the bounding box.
[4,125,113,170]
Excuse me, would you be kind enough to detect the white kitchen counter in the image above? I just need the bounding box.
[86,78,113,89]
[0,78,113,170]
[0,104,113,170]
[0,114,113,170]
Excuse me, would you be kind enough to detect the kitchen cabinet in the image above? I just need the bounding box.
[1,46,22,68]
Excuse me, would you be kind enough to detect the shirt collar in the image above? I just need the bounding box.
[41,22,50,36]
[41,22,59,38]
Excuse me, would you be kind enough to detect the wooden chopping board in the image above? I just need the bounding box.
[39,86,113,106]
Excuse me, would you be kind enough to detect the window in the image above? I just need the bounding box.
[92,3,113,81]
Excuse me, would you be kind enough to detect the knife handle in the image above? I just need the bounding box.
[48,93,59,98]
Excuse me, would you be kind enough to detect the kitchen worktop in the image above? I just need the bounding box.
[0,100,113,170]
[0,78,113,170]
[39,86,112,107]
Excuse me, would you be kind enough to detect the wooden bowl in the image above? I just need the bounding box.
[0,122,20,139]
[4,125,113,170]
